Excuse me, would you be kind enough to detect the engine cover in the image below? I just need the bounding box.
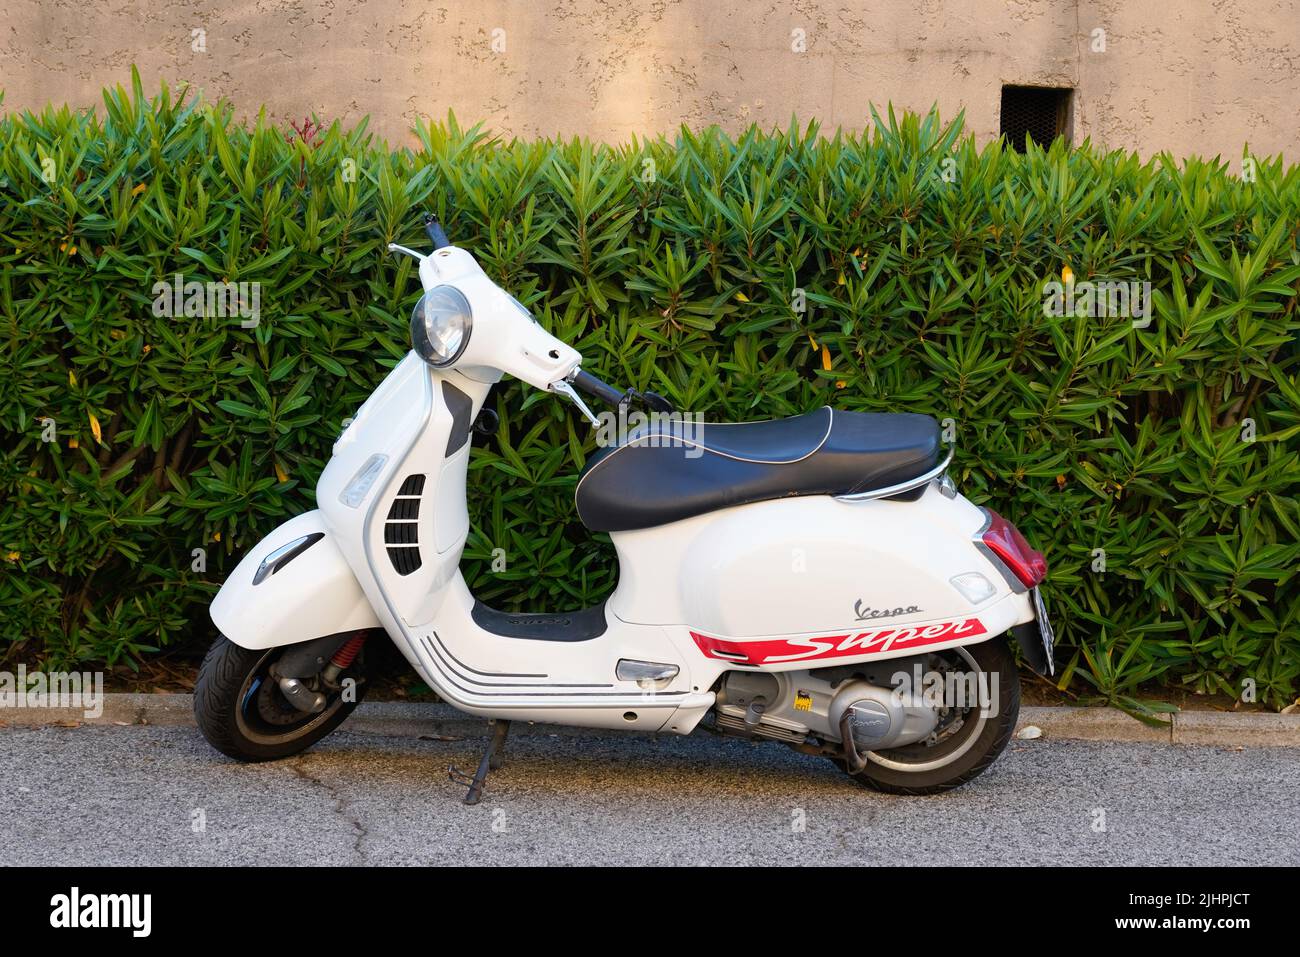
[827,680,939,751]
[714,668,939,750]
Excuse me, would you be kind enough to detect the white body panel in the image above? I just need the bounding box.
[610,487,998,634]
[209,510,382,648]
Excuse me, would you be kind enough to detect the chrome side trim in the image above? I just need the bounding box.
[252,532,325,585]
[833,448,955,502]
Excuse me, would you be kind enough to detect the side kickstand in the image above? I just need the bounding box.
[448,719,511,805]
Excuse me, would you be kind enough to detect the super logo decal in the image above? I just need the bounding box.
[689,618,988,665]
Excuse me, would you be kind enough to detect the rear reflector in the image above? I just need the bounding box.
[980,509,1047,588]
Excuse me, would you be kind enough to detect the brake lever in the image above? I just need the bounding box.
[550,379,601,428]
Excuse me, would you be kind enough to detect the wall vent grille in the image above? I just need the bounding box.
[1000,86,1072,152]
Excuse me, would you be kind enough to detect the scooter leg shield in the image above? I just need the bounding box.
[209,510,383,650]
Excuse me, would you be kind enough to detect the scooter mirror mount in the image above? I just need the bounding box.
[386,212,451,258]
[423,213,452,250]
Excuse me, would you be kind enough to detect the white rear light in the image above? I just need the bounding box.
[950,572,996,604]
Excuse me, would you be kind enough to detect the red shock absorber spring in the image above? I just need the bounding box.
[330,633,367,669]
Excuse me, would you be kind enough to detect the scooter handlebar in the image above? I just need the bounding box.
[569,370,626,406]
[569,370,678,415]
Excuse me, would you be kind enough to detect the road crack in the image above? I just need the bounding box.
[290,759,371,863]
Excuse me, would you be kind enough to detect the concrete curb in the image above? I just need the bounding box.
[2,693,1298,747]
[1016,705,1174,743]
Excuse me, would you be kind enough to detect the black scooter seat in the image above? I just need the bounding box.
[575,407,941,532]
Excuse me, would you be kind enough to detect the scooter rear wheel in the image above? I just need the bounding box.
[832,637,1019,795]
[194,636,366,762]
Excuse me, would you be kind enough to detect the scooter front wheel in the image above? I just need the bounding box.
[832,637,1020,795]
[194,637,367,762]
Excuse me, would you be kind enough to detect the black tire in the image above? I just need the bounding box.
[194,636,367,762]
[834,637,1020,795]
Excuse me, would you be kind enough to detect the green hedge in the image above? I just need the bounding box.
[2,72,1298,711]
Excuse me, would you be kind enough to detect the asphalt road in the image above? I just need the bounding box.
[1,724,1296,866]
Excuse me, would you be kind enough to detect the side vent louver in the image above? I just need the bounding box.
[386,474,425,575]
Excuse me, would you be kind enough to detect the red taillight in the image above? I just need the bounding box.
[980,509,1047,588]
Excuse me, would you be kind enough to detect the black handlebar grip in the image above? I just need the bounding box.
[424,214,451,249]
[570,370,626,406]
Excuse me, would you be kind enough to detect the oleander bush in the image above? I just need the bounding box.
[2,70,1298,711]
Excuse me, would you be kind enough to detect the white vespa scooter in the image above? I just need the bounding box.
[199,216,1054,803]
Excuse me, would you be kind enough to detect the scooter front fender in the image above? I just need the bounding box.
[210,510,383,649]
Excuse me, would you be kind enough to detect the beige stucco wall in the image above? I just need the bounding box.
[1,0,1296,160]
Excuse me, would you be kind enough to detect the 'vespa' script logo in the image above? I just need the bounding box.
[853,599,922,621]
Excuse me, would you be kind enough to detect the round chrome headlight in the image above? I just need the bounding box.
[411,286,472,367]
